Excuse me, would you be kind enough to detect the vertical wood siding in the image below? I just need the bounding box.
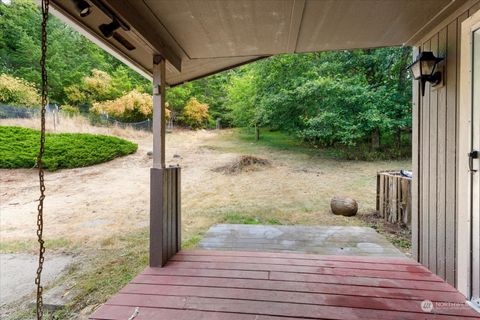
[413,4,479,287]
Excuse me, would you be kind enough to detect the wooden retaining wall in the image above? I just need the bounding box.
[376,171,412,226]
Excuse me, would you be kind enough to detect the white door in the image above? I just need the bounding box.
[459,11,480,306]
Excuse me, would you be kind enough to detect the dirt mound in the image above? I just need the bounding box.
[214,155,271,175]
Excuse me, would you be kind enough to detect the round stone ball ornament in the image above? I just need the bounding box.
[330,196,358,216]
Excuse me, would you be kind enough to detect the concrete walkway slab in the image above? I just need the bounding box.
[0,253,73,308]
[198,224,405,257]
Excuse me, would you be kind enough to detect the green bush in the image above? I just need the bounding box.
[60,104,80,117]
[0,126,137,171]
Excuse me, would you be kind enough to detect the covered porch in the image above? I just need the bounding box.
[47,0,480,318]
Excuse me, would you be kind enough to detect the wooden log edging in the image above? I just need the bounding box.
[376,171,412,226]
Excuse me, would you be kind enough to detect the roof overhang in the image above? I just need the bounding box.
[50,0,471,86]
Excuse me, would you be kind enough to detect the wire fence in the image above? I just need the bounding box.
[93,114,153,131]
[0,104,163,132]
[0,104,39,119]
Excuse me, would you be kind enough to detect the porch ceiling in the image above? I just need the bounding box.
[50,0,466,86]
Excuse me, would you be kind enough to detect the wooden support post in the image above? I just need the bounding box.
[152,56,166,169]
[150,56,182,267]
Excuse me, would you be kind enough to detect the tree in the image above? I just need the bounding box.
[65,69,114,106]
[225,49,412,149]
[179,97,210,129]
[166,83,193,115]
[189,72,232,123]
[91,89,171,122]
[225,70,257,127]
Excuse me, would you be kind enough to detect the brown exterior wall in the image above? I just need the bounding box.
[412,1,480,287]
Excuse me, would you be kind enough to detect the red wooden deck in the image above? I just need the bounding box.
[90,250,480,320]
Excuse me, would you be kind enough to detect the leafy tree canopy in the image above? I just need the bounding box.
[224,49,412,149]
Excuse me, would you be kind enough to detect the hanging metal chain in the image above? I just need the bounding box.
[36,0,49,319]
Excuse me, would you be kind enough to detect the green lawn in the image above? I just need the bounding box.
[235,128,411,161]
[0,126,137,171]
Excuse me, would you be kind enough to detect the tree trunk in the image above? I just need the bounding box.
[398,46,411,91]
[255,125,260,141]
[395,129,402,149]
[371,128,380,150]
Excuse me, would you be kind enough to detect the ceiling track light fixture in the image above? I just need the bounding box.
[113,32,135,51]
[71,0,91,18]
[76,0,134,49]
[99,19,120,38]
[90,0,130,35]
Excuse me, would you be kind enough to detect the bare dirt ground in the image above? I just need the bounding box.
[0,116,411,246]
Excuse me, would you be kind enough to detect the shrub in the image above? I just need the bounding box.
[0,74,41,107]
[91,90,171,122]
[0,126,138,171]
[180,97,210,129]
[65,69,115,106]
[60,104,80,117]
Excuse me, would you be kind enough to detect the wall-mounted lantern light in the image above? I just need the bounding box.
[408,51,444,96]
[71,0,91,18]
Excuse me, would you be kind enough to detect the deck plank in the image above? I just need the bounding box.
[165,260,441,281]
[141,267,269,279]
[131,274,467,302]
[119,283,474,316]
[173,252,431,272]
[141,266,455,291]
[105,293,478,320]
[179,249,413,264]
[90,250,479,320]
[269,271,456,291]
[90,305,299,320]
